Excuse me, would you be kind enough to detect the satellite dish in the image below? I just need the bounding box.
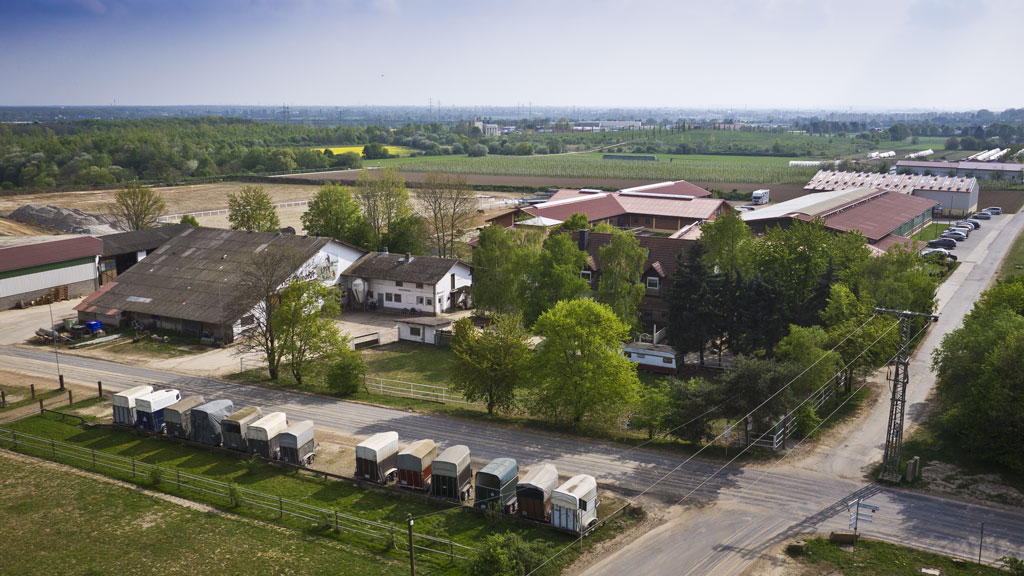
[351,278,367,303]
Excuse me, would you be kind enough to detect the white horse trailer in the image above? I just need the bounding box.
[135,389,181,433]
[111,385,154,427]
[551,474,598,534]
[246,412,289,459]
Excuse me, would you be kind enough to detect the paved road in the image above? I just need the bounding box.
[2,213,1023,573]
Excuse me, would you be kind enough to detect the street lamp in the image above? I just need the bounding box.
[47,300,64,389]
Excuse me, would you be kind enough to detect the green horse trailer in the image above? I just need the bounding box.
[475,458,518,514]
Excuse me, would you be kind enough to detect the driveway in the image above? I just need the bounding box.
[0,298,82,346]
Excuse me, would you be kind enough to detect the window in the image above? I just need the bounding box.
[396,281,404,287]
[394,294,402,303]
[635,353,645,359]
[624,352,632,358]
[662,357,673,364]
[579,499,588,511]
[417,296,424,305]
[409,327,421,337]
[241,315,255,326]
[385,293,393,302]
[426,297,433,306]
[416,283,424,289]
[646,277,660,290]
[645,217,652,226]
[580,270,592,281]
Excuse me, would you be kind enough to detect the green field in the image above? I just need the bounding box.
[0,452,394,576]
[369,152,822,184]
[1000,224,1024,279]
[2,410,638,575]
[794,537,1013,576]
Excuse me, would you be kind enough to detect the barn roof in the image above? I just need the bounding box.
[74,227,330,324]
[100,224,192,257]
[0,236,102,273]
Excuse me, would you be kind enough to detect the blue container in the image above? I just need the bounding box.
[85,321,102,333]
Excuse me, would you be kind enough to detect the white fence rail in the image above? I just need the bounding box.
[363,375,483,407]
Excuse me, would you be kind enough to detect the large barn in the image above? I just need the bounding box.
[805,170,979,218]
[75,227,366,343]
[0,236,101,309]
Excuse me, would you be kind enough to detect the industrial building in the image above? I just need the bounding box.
[741,187,936,251]
[805,170,979,217]
[895,160,1024,183]
[75,227,366,342]
[0,236,101,309]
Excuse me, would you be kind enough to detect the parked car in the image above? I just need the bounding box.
[964,218,982,229]
[983,206,1003,215]
[955,220,979,230]
[927,238,957,249]
[971,212,992,220]
[949,226,973,236]
[921,248,957,261]
[940,231,966,241]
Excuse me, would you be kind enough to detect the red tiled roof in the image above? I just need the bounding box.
[799,192,937,242]
[0,236,101,273]
[524,194,625,223]
[571,231,693,278]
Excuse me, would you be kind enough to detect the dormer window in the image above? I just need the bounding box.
[646,277,660,290]
[580,270,592,282]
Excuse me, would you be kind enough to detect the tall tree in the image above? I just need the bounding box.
[272,279,345,386]
[227,185,280,232]
[380,214,429,255]
[666,377,720,445]
[418,172,478,258]
[699,208,752,278]
[529,299,640,429]
[300,183,365,243]
[471,224,543,315]
[108,183,166,231]
[356,167,409,250]
[523,233,590,325]
[448,314,531,415]
[668,241,715,365]
[232,248,307,380]
[596,230,647,330]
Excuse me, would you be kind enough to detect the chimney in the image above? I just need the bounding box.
[577,229,589,251]
[405,252,413,263]
[383,247,389,254]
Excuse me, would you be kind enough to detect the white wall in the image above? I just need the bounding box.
[0,259,97,297]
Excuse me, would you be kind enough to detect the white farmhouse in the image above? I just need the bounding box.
[343,252,471,315]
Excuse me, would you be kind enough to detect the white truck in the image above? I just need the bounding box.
[751,189,770,205]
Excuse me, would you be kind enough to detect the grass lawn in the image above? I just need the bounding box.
[1,409,640,575]
[913,221,950,242]
[794,537,1012,575]
[0,452,394,576]
[999,222,1024,279]
[362,342,454,385]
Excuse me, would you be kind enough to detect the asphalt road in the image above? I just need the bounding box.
[2,213,1023,574]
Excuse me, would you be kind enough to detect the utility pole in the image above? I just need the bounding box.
[407,514,415,576]
[875,308,938,483]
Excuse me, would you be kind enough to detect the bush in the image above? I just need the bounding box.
[468,144,488,157]
[326,349,365,396]
[793,404,822,437]
[469,532,556,576]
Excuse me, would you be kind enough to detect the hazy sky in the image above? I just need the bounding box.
[1,0,1021,110]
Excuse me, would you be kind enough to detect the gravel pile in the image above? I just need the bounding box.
[8,204,119,234]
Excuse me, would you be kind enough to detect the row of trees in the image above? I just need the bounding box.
[933,277,1024,472]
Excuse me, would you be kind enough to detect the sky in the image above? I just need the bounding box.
[1,0,1022,111]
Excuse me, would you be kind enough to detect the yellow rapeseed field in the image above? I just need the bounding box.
[316,145,416,157]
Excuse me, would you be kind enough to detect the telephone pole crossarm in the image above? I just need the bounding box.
[874,308,938,483]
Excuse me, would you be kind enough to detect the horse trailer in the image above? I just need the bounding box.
[475,458,518,514]
[222,406,262,452]
[430,444,472,501]
[189,399,235,447]
[278,420,316,466]
[517,463,559,522]
[355,431,399,484]
[135,389,181,433]
[111,385,154,427]
[397,439,436,490]
[164,395,205,439]
[551,474,598,534]
[246,412,288,459]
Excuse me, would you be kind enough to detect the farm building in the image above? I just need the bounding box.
[895,160,1024,183]
[571,230,693,331]
[396,316,454,345]
[0,236,101,310]
[487,181,726,233]
[97,224,191,285]
[622,342,681,374]
[74,227,366,343]
[805,170,979,217]
[741,187,936,251]
[343,252,472,315]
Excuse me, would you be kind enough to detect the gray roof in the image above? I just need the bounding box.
[344,252,465,285]
[75,227,329,324]
[100,224,192,257]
